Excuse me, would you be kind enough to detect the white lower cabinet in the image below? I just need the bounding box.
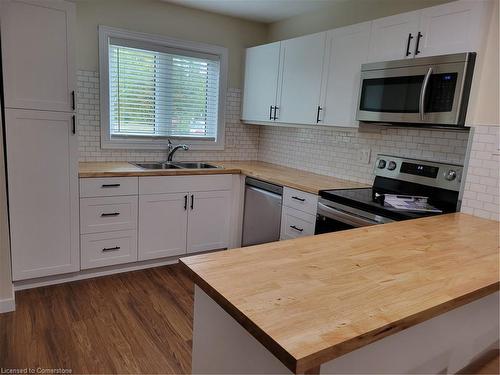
[280,187,317,240]
[7,109,79,281]
[280,207,316,240]
[187,190,231,254]
[79,177,139,270]
[138,175,233,260]
[138,193,189,260]
[81,230,137,270]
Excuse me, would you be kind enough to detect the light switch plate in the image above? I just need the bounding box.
[359,148,371,164]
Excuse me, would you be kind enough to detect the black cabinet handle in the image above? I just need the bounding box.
[71,91,75,110]
[190,194,194,210]
[273,106,279,120]
[269,105,274,120]
[290,225,303,232]
[184,194,188,210]
[405,33,413,56]
[292,196,305,202]
[316,106,322,123]
[101,184,121,188]
[72,115,76,134]
[101,212,120,217]
[415,32,423,55]
[102,246,120,252]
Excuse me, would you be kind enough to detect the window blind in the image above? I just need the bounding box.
[109,42,220,139]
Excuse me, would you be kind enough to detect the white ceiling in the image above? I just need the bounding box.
[162,0,339,23]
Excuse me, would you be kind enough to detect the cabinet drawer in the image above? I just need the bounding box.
[81,230,137,270]
[80,177,138,197]
[283,187,318,214]
[280,206,316,240]
[139,174,232,195]
[80,196,137,234]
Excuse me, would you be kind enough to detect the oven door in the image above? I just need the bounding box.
[356,61,471,125]
[315,199,394,234]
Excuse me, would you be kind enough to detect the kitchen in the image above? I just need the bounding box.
[0,0,499,374]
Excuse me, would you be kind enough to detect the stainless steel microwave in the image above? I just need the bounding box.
[356,53,476,126]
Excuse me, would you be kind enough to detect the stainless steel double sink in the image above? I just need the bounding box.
[133,161,221,170]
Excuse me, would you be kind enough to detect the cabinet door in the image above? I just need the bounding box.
[368,11,420,62]
[187,190,231,254]
[417,0,487,58]
[321,22,371,127]
[277,32,326,125]
[0,0,76,112]
[6,109,79,280]
[241,42,281,122]
[138,193,188,260]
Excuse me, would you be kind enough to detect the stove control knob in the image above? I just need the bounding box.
[387,161,397,171]
[377,159,387,169]
[445,170,457,181]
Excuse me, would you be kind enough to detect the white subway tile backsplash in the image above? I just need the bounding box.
[77,70,259,162]
[257,125,469,185]
[461,125,500,221]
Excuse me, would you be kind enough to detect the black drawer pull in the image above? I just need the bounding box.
[290,225,303,232]
[269,105,274,120]
[102,246,120,252]
[184,194,188,210]
[101,184,121,188]
[101,212,120,217]
[292,196,305,202]
[190,194,194,210]
[71,90,76,110]
[72,115,76,134]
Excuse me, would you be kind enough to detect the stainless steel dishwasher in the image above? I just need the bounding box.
[242,177,283,247]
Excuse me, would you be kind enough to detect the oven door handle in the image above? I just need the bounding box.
[317,202,383,227]
[419,67,433,121]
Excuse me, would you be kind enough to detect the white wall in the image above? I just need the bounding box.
[74,0,269,89]
[0,96,14,312]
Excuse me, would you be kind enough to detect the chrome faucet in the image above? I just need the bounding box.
[166,139,189,161]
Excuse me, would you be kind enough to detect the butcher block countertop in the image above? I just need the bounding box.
[180,213,500,374]
[79,160,367,193]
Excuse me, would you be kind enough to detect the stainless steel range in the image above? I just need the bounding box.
[316,155,463,234]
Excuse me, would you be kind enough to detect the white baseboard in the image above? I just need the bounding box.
[13,256,180,291]
[0,288,15,313]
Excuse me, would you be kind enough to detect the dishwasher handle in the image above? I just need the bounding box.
[245,185,283,201]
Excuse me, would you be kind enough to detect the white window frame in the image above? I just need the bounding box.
[98,26,228,150]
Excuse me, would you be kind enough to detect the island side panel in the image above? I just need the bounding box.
[321,291,499,374]
[192,285,292,374]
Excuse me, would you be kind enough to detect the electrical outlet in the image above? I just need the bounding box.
[359,148,371,164]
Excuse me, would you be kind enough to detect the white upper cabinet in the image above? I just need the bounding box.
[417,0,487,57]
[368,0,487,62]
[241,42,281,122]
[277,32,326,125]
[0,0,76,112]
[6,109,79,281]
[321,22,371,127]
[368,11,420,62]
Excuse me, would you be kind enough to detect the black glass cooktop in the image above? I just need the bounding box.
[319,187,441,221]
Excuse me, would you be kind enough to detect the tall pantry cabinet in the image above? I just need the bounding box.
[0,0,79,280]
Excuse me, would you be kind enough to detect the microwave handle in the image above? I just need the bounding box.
[419,67,433,120]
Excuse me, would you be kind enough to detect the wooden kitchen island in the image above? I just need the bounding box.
[180,213,499,374]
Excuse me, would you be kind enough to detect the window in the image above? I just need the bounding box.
[99,26,227,150]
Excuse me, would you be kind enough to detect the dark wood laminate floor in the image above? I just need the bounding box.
[0,264,193,374]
